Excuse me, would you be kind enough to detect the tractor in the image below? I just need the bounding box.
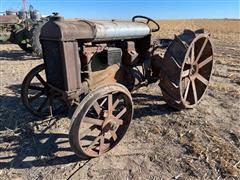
[21,14,214,159]
[0,5,47,56]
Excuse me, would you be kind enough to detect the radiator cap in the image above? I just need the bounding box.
[50,12,64,22]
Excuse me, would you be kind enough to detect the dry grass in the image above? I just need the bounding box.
[152,19,240,40]
[210,81,240,95]
[159,19,240,33]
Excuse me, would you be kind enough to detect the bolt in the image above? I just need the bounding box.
[109,122,117,130]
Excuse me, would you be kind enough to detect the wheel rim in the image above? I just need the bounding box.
[21,64,67,117]
[70,84,133,158]
[180,35,214,107]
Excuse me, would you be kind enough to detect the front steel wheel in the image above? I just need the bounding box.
[69,83,133,159]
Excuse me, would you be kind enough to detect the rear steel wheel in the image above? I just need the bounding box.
[21,64,67,117]
[160,30,214,109]
[69,83,133,159]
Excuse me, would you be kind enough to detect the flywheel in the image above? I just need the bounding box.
[159,29,214,109]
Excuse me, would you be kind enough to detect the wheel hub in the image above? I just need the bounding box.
[102,117,118,131]
[190,64,198,76]
[108,121,118,130]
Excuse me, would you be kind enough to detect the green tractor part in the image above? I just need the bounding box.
[9,20,46,56]
[0,6,47,57]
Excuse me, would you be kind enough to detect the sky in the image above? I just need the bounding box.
[1,0,239,20]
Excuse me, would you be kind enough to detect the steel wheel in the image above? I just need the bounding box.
[160,30,214,109]
[69,83,133,159]
[21,64,67,117]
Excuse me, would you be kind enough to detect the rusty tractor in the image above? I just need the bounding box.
[0,6,47,56]
[21,14,214,159]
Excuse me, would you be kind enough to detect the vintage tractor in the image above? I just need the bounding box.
[21,14,214,159]
[0,6,46,56]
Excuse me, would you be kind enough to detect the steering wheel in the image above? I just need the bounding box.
[132,15,160,32]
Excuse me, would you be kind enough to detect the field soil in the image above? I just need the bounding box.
[0,19,239,179]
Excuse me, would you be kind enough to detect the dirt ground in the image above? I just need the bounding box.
[0,20,239,180]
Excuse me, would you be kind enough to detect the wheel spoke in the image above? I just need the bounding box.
[99,97,107,107]
[29,91,44,102]
[110,130,118,141]
[198,56,213,69]
[186,57,191,64]
[93,101,102,115]
[181,69,190,78]
[29,85,44,91]
[112,94,124,110]
[108,94,113,116]
[37,97,48,112]
[112,98,120,110]
[191,42,195,64]
[195,38,208,63]
[99,135,105,155]
[87,134,102,151]
[183,78,191,100]
[115,118,124,125]
[116,107,127,119]
[191,80,198,104]
[83,117,103,126]
[36,73,47,86]
[48,98,53,117]
[197,73,209,85]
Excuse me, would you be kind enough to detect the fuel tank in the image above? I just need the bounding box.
[92,20,151,41]
[40,15,151,42]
